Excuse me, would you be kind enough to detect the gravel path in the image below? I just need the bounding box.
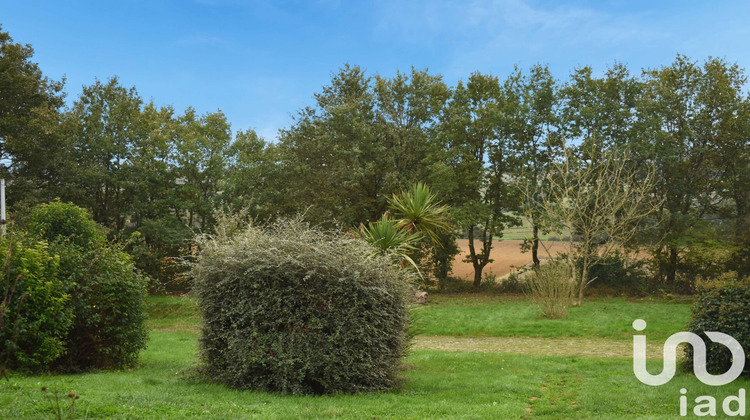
[413,335,672,359]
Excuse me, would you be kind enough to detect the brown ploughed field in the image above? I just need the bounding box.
[451,239,568,280]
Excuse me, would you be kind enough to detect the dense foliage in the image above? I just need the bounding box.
[686,273,750,378]
[192,218,412,394]
[0,234,71,373]
[27,201,148,371]
[2,22,749,292]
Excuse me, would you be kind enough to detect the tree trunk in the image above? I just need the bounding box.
[735,195,749,278]
[666,245,678,285]
[473,267,483,290]
[532,224,540,267]
[467,225,487,290]
[576,263,588,307]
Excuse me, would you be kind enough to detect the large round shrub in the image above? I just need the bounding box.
[192,218,412,394]
[0,235,72,373]
[27,201,148,371]
[686,272,750,377]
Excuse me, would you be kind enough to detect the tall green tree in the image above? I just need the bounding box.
[501,64,560,266]
[373,68,450,190]
[172,108,233,229]
[719,95,750,277]
[559,63,642,155]
[64,77,146,230]
[438,73,518,289]
[637,55,747,287]
[278,65,385,226]
[222,129,282,221]
[123,103,192,289]
[0,25,66,205]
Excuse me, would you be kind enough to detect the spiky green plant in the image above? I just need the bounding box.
[359,214,420,274]
[388,183,451,246]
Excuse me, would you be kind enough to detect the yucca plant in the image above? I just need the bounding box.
[359,214,420,273]
[387,183,451,246]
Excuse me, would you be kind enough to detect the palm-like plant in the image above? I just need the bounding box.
[387,182,451,246]
[358,214,420,273]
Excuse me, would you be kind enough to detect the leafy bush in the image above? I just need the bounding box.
[525,260,576,319]
[425,230,460,290]
[0,234,72,373]
[25,200,102,249]
[685,273,750,377]
[584,251,649,296]
[192,218,412,394]
[497,271,527,294]
[125,216,193,293]
[27,201,148,371]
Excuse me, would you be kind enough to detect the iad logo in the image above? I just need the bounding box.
[632,319,747,417]
[632,319,745,386]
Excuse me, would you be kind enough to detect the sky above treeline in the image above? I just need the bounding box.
[2,0,749,142]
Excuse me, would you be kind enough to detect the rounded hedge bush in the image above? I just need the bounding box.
[27,201,148,372]
[686,272,750,378]
[0,234,72,373]
[192,218,413,395]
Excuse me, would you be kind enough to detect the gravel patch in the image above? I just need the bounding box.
[413,335,676,360]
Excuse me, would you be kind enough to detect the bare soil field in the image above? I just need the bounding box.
[451,239,568,280]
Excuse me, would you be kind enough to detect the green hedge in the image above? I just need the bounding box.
[0,235,72,373]
[27,201,148,372]
[686,272,750,377]
[192,218,412,394]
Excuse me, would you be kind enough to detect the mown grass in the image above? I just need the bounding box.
[415,295,692,341]
[2,294,743,419]
[145,295,200,331]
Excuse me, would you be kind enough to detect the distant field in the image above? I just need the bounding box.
[500,215,572,241]
[452,239,568,280]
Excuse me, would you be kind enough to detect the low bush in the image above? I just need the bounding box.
[686,272,750,377]
[192,218,412,395]
[27,201,148,372]
[497,271,527,294]
[525,260,576,319]
[0,234,72,373]
[584,252,649,296]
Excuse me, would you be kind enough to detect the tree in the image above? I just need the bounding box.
[559,63,642,154]
[387,182,451,245]
[222,129,283,222]
[64,77,146,230]
[359,182,451,280]
[0,25,66,205]
[519,143,660,305]
[501,64,560,266]
[706,71,750,278]
[278,65,385,226]
[438,73,519,289]
[373,68,450,190]
[172,108,233,229]
[637,56,747,287]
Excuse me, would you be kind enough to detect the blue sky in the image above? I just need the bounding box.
[2,0,749,141]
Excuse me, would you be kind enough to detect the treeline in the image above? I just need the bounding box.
[2,24,748,291]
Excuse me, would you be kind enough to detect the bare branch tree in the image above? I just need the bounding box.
[517,141,662,305]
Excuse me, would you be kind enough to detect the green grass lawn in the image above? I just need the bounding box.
[415,295,693,341]
[2,294,746,419]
